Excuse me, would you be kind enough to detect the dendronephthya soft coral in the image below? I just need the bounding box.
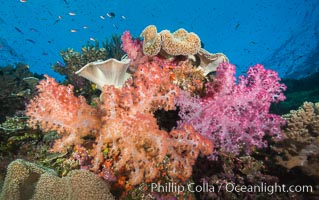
[176,63,286,156]
[26,60,213,189]
[25,25,287,199]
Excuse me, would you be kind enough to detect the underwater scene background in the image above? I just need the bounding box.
[0,0,319,199]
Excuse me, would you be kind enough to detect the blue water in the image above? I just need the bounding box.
[0,0,318,79]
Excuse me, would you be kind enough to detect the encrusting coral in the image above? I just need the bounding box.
[273,102,319,179]
[0,159,114,200]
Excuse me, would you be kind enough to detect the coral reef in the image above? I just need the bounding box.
[272,102,319,179]
[176,63,286,156]
[192,155,298,200]
[26,62,213,193]
[0,159,114,200]
[0,116,41,155]
[170,61,207,95]
[75,58,131,89]
[21,25,302,199]
[123,25,228,76]
[140,25,162,56]
[160,28,201,56]
[140,25,201,56]
[0,63,40,122]
[26,75,100,152]
[197,48,229,76]
[0,159,56,200]
[52,34,126,99]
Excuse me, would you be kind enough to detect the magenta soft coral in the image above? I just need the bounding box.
[176,63,287,156]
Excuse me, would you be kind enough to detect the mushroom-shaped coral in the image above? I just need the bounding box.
[160,28,201,56]
[140,25,162,56]
[197,48,229,75]
[75,58,131,89]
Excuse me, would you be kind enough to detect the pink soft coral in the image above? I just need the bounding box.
[176,63,286,155]
[121,31,149,67]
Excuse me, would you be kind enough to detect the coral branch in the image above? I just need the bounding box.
[176,63,286,155]
[26,75,100,152]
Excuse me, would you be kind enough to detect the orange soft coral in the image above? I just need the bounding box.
[26,63,212,188]
[26,75,100,152]
[128,62,179,113]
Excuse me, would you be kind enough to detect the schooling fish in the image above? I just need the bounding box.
[26,39,36,44]
[14,27,23,34]
[112,24,118,29]
[106,12,115,18]
[53,16,63,25]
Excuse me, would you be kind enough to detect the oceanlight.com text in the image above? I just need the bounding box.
[150,182,313,195]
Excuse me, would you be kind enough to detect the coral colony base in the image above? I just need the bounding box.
[2,25,317,199]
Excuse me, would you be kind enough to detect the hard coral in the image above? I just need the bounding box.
[0,159,114,200]
[176,63,286,156]
[0,159,57,200]
[273,102,319,179]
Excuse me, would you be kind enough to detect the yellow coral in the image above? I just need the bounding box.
[171,61,207,95]
[283,101,319,140]
[273,102,319,178]
[32,170,114,200]
[160,28,201,56]
[139,25,202,57]
[140,25,162,56]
